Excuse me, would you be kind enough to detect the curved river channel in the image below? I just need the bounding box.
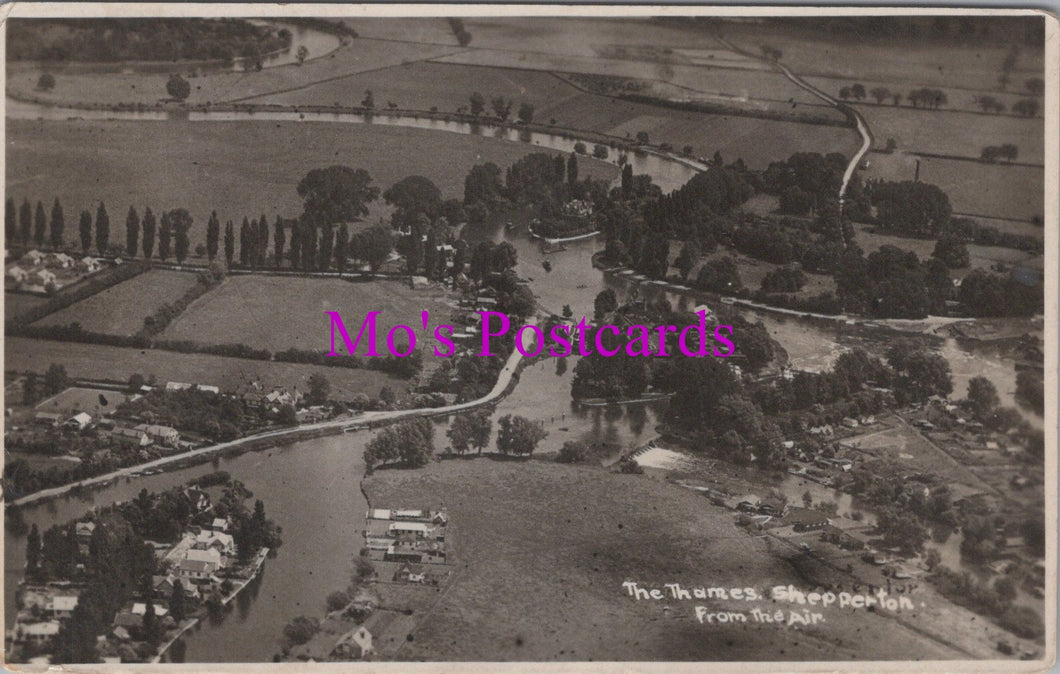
[3,98,1041,661]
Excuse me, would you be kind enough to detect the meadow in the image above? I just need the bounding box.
[364,458,966,661]
[160,276,455,356]
[32,269,202,336]
[865,152,1044,225]
[854,225,1044,277]
[6,117,619,255]
[3,292,48,322]
[5,337,408,399]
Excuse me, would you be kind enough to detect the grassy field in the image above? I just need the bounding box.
[807,75,1044,117]
[6,118,618,255]
[721,22,1044,94]
[160,276,455,356]
[853,224,1044,277]
[536,93,859,169]
[32,269,202,336]
[864,152,1044,225]
[3,292,48,321]
[6,38,462,107]
[5,337,408,399]
[363,458,965,661]
[858,105,1043,163]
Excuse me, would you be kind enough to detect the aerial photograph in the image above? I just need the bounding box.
[2,7,1053,667]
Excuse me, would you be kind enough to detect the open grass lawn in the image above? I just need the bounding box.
[865,152,1044,226]
[363,459,964,661]
[859,105,1043,163]
[3,292,48,322]
[160,276,455,356]
[32,269,202,336]
[5,337,407,399]
[537,94,859,169]
[6,118,618,256]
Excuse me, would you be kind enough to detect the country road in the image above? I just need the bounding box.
[716,36,874,203]
[9,319,537,507]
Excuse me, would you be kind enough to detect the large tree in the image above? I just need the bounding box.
[496,415,547,456]
[206,211,220,261]
[125,206,140,258]
[141,207,156,259]
[297,165,379,228]
[50,198,65,249]
[33,201,47,246]
[273,215,286,267]
[383,175,441,232]
[20,198,33,244]
[78,210,92,253]
[224,220,234,266]
[334,222,348,274]
[158,211,172,261]
[169,208,193,264]
[94,202,110,254]
[447,410,492,454]
[6,197,17,243]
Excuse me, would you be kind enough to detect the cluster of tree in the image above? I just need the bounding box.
[947,217,1042,254]
[117,387,257,442]
[930,566,1044,639]
[364,418,435,469]
[759,266,807,293]
[9,18,291,63]
[761,152,851,217]
[1015,369,1044,415]
[979,143,1019,163]
[838,83,866,101]
[867,180,952,238]
[957,269,1043,317]
[446,410,492,454]
[906,88,948,109]
[384,175,467,278]
[496,414,548,456]
[644,165,754,237]
[141,264,224,336]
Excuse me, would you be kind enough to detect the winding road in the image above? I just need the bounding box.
[9,319,537,507]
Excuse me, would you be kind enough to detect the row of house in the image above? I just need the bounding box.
[364,508,449,565]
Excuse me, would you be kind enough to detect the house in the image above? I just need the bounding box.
[76,521,96,554]
[820,524,866,550]
[182,487,211,513]
[166,381,221,395]
[388,522,430,539]
[786,507,832,532]
[20,250,45,266]
[841,417,859,429]
[153,575,175,596]
[6,265,29,283]
[134,424,180,447]
[113,611,142,629]
[393,563,426,583]
[17,621,60,645]
[194,530,236,557]
[757,498,786,517]
[185,547,225,569]
[34,411,64,427]
[48,252,75,269]
[131,602,169,617]
[177,558,216,582]
[64,412,93,430]
[210,517,230,532]
[47,595,79,620]
[111,427,151,448]
[110,625,131,642]
[332,626,373,659]
[27,268,57,288]
[78,256,102,273]
[384,542,425,564]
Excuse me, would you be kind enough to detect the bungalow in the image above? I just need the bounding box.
[64,412,93,431]
[131,602,169,617]
[185,547,225,569]
[134,424,180,447]
[111,427,151,448]
[210,517,230,532]
[393,563,426,583]
[46,595,79,620]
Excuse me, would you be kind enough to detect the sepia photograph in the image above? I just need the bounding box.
[1,4,1055,669]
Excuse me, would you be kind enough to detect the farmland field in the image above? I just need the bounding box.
[858,104,1044,163]
[853,224,1044,277]
[3,292,48,321]
[6,118,619,255]
[864,152,1044,225]
[32,269,203,335]
[364,458,965,661]
[5,337,408,399]
[161,276,455,356]
[807,75,1044,117]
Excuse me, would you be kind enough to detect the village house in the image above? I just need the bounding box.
[182,487,211,513]
[6,265,29,284]
[34,411,63,428]
[194,529,236,557]
[177,558,217,583]
[46,595,79,620]
[210,518,230,533]
[332,625,373,659]
[20,250,45,266]
[26,268,57,289]
[15,621,60,647]
[111,427,151,448]
[785,507,833,532]
[64,412,93,431]
[185,546,226,570]
[75,521,96,555]
[77,256,102,273]
[131,602,169,618]
[134,423,180,447]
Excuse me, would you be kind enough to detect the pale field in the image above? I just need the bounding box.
[160,276,456,356]
[33,270,203,336]
[858,104,1044,163]
[865,152,1044,225]
[721,21,1044,93]
[5,336,409,399]
[6,38,462,106]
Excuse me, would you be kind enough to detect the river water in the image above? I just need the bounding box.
[4,98,1041,659]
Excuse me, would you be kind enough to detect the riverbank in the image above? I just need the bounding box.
[150,547,269,664]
